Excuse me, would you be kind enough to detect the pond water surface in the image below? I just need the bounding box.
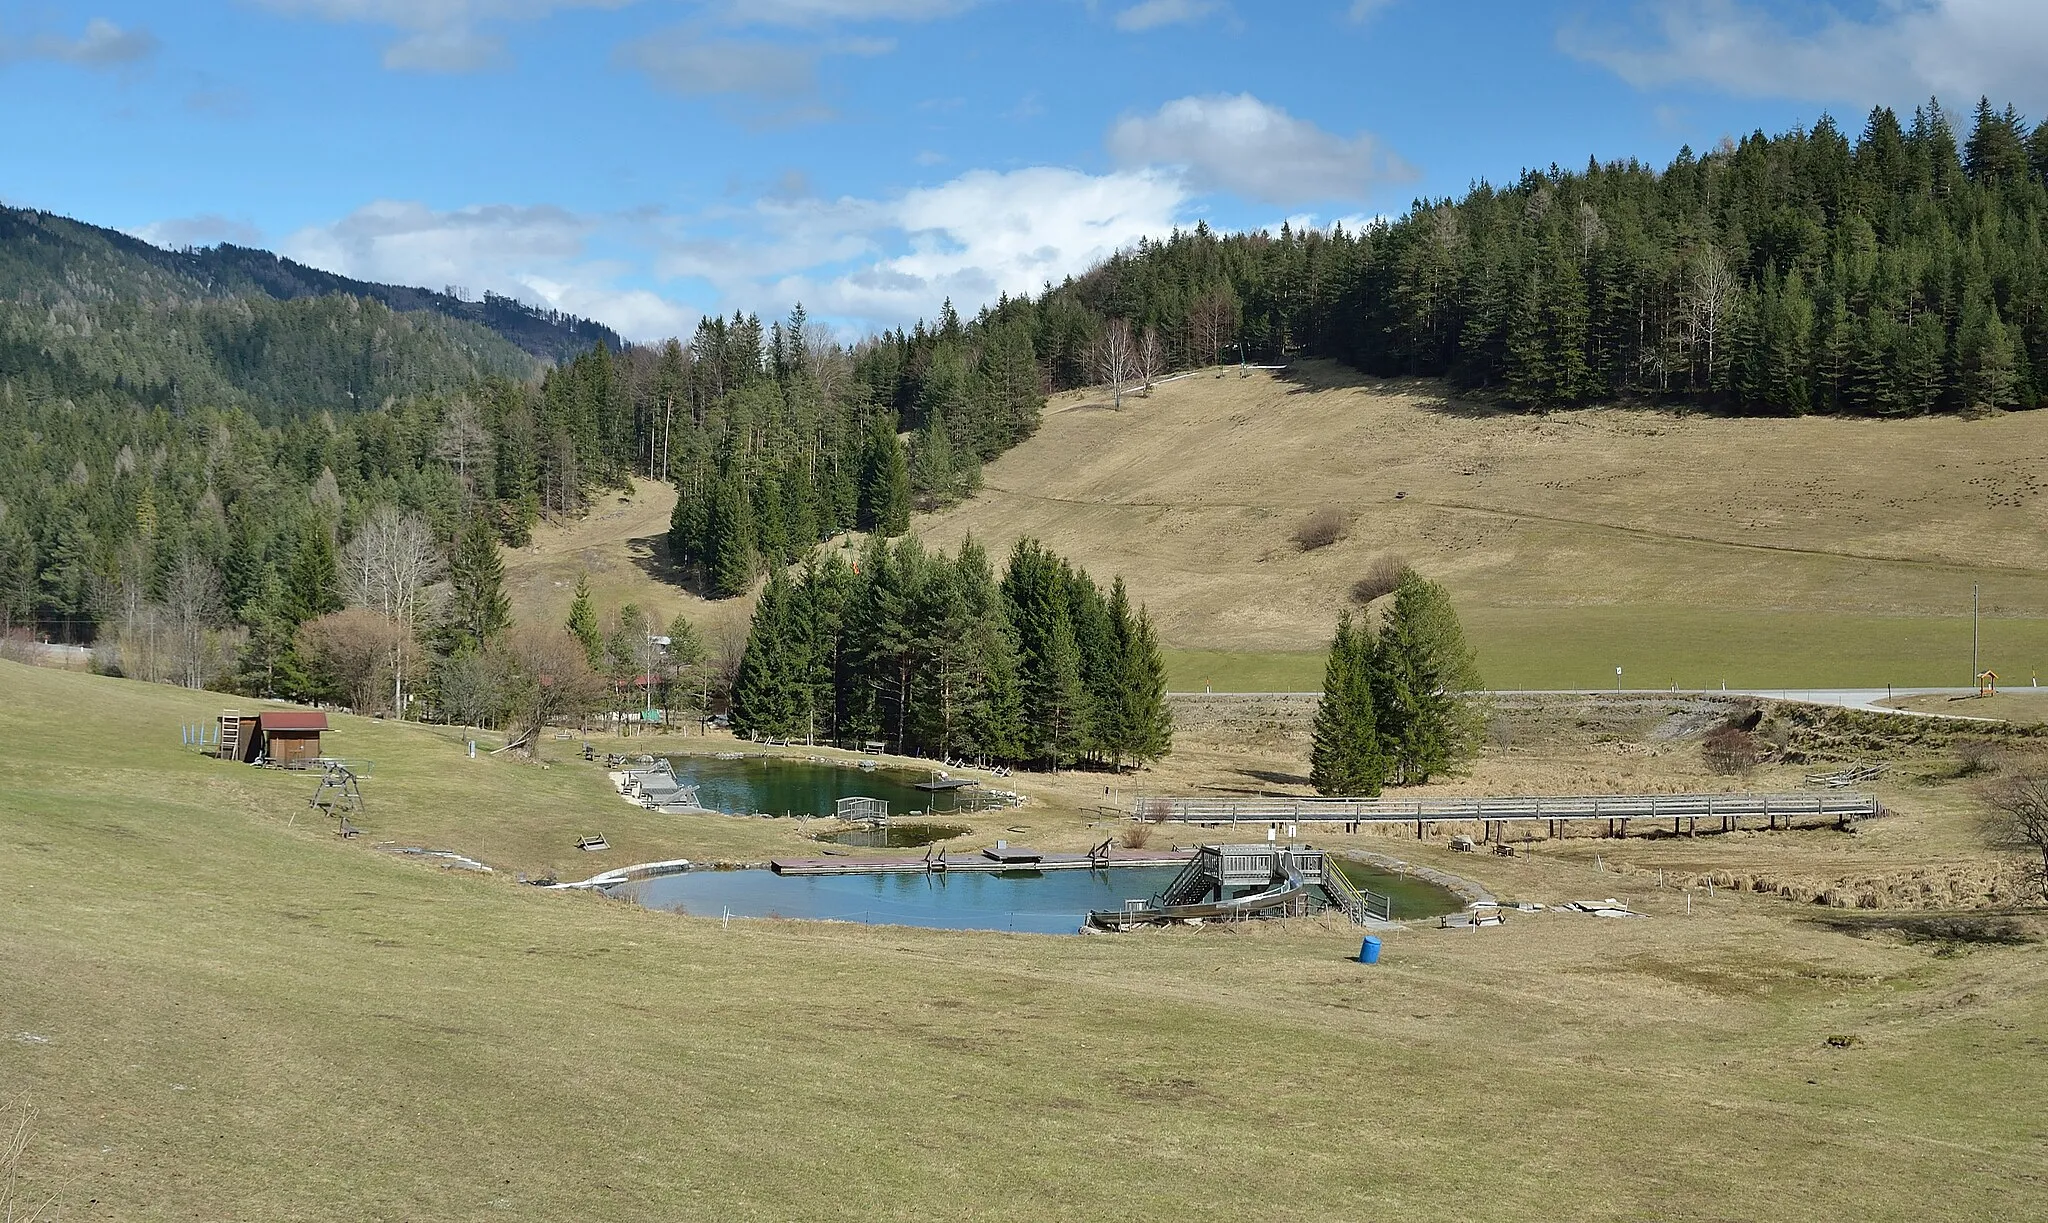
[1336,861,1465,919]
[614,867,1184,934]
[663,755,959,818]
[813,822,970,848]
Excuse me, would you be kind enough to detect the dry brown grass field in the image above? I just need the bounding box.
[501,478,759,652]
[5,661,2047,1221]
[918,363,2048,688]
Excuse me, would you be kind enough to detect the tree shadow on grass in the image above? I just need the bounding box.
[625,528,710,600]
[1267,360,1504,420]
[1234,767,1313,791]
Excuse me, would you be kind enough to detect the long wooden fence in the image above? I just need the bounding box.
[1130,792,1881,838]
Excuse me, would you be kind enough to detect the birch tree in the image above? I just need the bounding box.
[340,506,445,715]
[1097,318,1139,409]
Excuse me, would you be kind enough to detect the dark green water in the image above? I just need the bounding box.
[662,755,960,818]
[815,822,971,848]
[1336,860,1465,919]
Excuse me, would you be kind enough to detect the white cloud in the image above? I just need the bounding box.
[132,215,266,249]
[619,31,820,96]
[1346,0,1392,24]
[1,17,159,67]
[708,0,978,26]
[273,165,1191,342]
[1560,0,2048,109]
[258,0,977,71]
[253,0,628,72]
[1106,93,1413,206]
[1114,0,1221,33]
[277,199,695,338]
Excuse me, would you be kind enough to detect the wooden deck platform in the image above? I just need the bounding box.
[770,848,1195,876]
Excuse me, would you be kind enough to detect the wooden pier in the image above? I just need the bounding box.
[1129,792,1881,840]
[770,845,1194,876]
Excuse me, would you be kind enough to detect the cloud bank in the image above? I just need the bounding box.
[1108,93,1413,206]
[1562,0,2048,110]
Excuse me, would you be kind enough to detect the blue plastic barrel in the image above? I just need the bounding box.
[1358,935,1382,964]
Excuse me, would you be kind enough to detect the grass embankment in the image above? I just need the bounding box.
[1169,608,2048,692]
[919,363,2048,690]
[5,660,2047,1219]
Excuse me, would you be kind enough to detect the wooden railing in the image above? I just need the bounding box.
[1130,792,1879,826]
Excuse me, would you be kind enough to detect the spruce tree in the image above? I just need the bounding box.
[1118,602,1173,767]
[1371,571,1482,785]
[447,517,511,652]
[567,573,603,668]
[731,570,794,740]
[706,475,757,598]
[857,416,910,536]
[1310,611,1385,795]
[283,522,342,626]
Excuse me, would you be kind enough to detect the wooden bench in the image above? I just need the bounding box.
[576,835,610,851]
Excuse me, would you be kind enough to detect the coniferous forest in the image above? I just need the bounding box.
[729,536,1171,768]
[5,97,2044,742]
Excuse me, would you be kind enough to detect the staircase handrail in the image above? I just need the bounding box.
[1322,859,1392,924]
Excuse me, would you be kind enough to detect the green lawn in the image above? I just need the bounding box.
[4,660,2045,1221]
[1169,606,2048,692]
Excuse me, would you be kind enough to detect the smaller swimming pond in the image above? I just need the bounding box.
[614,866,1186,935]
[813,822,970,848]
[1337,860,1465,919]
[663,755,961,818]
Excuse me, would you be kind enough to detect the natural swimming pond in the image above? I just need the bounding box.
[1337,860,1465,919]
[613,867,1185,934]
[813,822,970,848]
[662,755,962,818]
[611,856,1467,932]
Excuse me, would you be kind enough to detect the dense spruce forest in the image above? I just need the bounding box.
[5,97,2043,741]
[1055,97,2048,414]
[730,536,1171,767]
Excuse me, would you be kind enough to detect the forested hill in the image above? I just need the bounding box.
[1049,96,2048,415]
[0,203,618,368]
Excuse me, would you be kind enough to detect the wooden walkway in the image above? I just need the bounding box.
[1130,792,1881,840]
[771,848,1194,876]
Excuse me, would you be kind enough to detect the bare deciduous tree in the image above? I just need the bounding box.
[340,506,445,714]
[1983,761,2048,902]
[1291,506,1350,551]
[1096,318,1139,409]
[496,624,606,755]
[298,608,407,714]
[162,551,225,690]
[1138,326,1163,395]
[433,397,491,491]
[1348,553,1410,604]
[1188,288,1241,367]
[1686,246,1736,393]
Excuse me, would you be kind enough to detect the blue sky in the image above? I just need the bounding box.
[3,0,2044,341]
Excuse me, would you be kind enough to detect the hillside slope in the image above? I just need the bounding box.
[0,203,619,362]
[915,363,2048,688]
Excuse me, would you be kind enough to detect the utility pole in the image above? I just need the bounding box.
[1972,582,1980,688]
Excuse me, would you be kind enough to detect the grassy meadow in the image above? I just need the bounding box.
[1168,606,2048,692]
[918,363,2048,692]
[4,659,2047,1220]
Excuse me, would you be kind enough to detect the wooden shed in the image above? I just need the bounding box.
[217,711,262,763]
[258,711,328,765]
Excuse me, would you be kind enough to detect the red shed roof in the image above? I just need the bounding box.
[259,711,328,732]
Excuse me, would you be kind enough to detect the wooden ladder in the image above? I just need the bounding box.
[217,710,241,761]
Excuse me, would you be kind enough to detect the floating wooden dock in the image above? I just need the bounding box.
[770,846,1194,876]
